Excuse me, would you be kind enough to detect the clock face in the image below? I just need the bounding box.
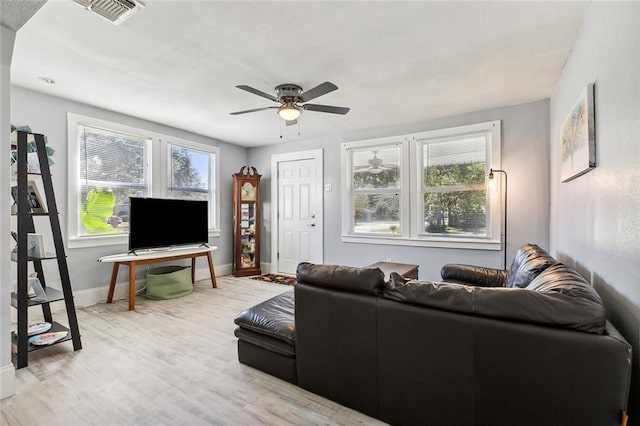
[240,182,256,201]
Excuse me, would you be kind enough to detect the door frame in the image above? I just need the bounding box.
[270,149,324,274]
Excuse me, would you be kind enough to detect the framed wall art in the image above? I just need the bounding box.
[560,83,596,182]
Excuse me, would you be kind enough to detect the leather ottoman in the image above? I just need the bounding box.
[233,289,297,384]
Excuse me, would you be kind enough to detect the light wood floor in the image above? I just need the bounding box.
[1,276,385,425]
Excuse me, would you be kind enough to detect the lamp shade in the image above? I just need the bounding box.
[278,105,301,121]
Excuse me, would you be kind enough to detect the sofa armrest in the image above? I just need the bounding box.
[296,262,385,295]
[440,264,507,287]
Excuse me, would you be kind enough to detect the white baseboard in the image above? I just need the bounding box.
[47,262,234,310]
[0,363,15,399]
[210,262,233,279]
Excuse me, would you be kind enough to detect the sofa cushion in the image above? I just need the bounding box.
[233,289,295,345]
[234,327,295,357]
[526,263,605,318]
[505,243,558,288]
[384,267,606,334]
[296,262,385,296]
[384,272,474,311]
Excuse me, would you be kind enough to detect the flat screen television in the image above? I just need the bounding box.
[128,197,209,253]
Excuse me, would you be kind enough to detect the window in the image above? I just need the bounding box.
[77,125,150,237]
[342,121,501,249]
[343,137,408,236]
[167,144,210,201]
[417,134,488,237]
[67,113,220,248]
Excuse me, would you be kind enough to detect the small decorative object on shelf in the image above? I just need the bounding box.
[232,166,261,277]
[27,273,48,303]
[27,322,52,336]
[10,124,55,181]
[9,124,55,163]
[11,181,47,214]
[28,331,68,346]
[27,233,46,258]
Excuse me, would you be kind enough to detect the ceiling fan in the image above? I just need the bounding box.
[230,82,350,125]
[354,151,397,174]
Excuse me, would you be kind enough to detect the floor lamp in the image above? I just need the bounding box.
[489,168,508,270]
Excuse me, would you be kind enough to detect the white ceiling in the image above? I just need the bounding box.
[0,0,47,31]
[10,0,590,147]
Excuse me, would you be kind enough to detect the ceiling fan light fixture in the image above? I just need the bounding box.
[231,82,349,122]
[278,104,301,121]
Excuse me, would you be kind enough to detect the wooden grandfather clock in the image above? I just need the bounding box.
[232,166,261,277]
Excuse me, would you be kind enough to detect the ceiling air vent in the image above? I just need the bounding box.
[72,0,144,25]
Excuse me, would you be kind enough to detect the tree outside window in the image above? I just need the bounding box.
[421,136,488,237]
[168,145,210,201]
[342,120,500,249]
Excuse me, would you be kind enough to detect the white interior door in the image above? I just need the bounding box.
[271,150,323,275]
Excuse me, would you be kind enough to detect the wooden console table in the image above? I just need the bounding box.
[98,246,218,311]
[366,261,419,282]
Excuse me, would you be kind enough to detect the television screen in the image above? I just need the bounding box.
[128,197,209,252]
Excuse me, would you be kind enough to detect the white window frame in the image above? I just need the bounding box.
[67,113,220,248]
[342,120,501,250]
[341,135,410,240]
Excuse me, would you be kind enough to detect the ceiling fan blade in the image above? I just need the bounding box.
[299,82,338,102]
[303,104,350,115]
[285,119,298,126]
[230,106,278,115]
[236,85,279,103]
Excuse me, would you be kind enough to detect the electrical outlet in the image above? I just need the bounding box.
[324,184,332,192]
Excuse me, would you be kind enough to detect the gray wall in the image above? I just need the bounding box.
[10,86,248,291]
[549,3,640,423]
[11,89,552,288]
[249,99,550,281]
